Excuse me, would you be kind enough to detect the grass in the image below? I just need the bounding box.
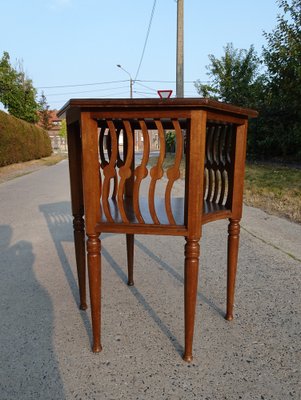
[148,153,186,178]
[148,154,301,224]
[244,163,301,224]
[0,153,67,183]
[39,153,68,166]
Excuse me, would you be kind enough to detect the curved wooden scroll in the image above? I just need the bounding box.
[117,121,134,223]
[165,119,183,225]
[218,126,228,205]
[225,125,234,207]
[148,119,166,224]
[116,128,125,168]
[99,127,108,168]
[205,124,233,207]
[212,126,221,203]
[102,120,118,222]
[98,126,107,217]
[206,126,214,202]
[133,120,150,223]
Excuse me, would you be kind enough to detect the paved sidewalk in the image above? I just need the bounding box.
[0,160,300,400]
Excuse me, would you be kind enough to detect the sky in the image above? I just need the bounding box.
[0,0,280,111]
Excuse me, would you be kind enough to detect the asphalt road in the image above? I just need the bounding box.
[0,160,300,400]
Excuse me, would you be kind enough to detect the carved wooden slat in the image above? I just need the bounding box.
[102,120,118,222]
[203,167,209,200]
[225,125,235,208]
[148,119,166,224]
[225,125,233,164]
[98,164,103,217]
[165,119,183,225]
[116,128,125,168]
[117,121,134,223]
[219,126,228,205]
[124,122,135,199]
[212,169,221,203]
[212,125,221,165]
[206,125,214,165]
[220,170,228,205]
[132,120,150,223]
[212,126,221,203]
[218,125,227,166]
[204,124,234,207]
[209,169,215,202]
[206,126,215,202]
[102,125,118,199]
[99,127,108,168]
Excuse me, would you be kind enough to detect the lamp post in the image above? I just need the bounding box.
[117,64,133,98]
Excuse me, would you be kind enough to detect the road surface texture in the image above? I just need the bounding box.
[0,160,300,400]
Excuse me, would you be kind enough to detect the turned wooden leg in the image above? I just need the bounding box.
[126,234,134,286]
[183,238,200,362]
[73,215,87,310]
[87,234,102,353]
[226,219,240,321]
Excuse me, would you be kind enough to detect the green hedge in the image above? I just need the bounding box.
[0,110,52,167]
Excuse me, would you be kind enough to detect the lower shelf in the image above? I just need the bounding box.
[95,197,232,235]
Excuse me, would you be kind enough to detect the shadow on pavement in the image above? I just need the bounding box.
[0,225,66,400]
[135,238,225,318]
[39,201,224,358]
[39,202,92,346]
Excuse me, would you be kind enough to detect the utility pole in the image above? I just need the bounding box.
[176,0,184,97]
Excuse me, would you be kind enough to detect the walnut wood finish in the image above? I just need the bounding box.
[58,98,257,362]
[66,121,87,310]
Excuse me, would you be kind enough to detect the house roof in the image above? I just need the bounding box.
[37,109,62,131]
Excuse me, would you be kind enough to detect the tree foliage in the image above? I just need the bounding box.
[195,0,301,161]
[261,0,301,158]
[0,110,52,167]
[195,43,264,108]
[59,119,67,139]
[0,51,39,123]
[38,91,52,130]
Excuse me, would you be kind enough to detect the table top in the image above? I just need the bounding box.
[58,98,258,119]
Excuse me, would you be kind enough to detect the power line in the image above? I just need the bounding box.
[48,91,131,104]
[134,90,156,96]
[45,85,129,97]
[135,81,157,93]
[134,0,157,81]
[140,80,196,83]
[37,79,204,90]
[37,79,127,89]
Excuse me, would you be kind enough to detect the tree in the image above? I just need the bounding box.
[194,43,265,109]
[0,52,18,110]
[38,91,52,130]
[194,1,301,161]
[194,43,267,159]
[165,130,176,153]
[59,119,67,139]
[0,51,39,123]
[262,0,301,158]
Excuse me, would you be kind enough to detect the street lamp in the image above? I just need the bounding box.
[117,64,133,98]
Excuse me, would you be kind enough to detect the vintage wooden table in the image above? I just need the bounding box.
[58,98,257,362]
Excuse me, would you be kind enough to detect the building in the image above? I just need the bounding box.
[47,111,67,152]
[38,110,67,152]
